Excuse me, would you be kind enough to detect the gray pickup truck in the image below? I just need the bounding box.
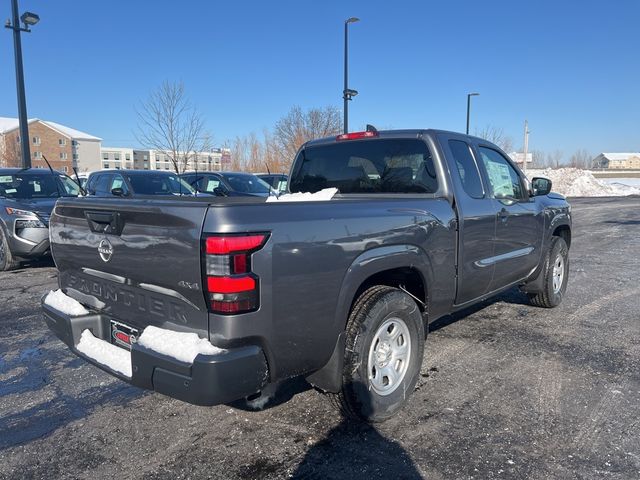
[43,129,571,422]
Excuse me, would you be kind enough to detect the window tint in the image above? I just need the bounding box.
[478,147,525,200]
[109,174,128,194]
[448,140,484,198]
[93,174,112,195]
[0,174,77,198]
[126,174,194,195]
[184,174,222,193]
[290,139,438,194]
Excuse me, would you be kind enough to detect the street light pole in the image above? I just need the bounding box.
[466,92,479,135]
[343,17,359,134]
[6,0,39,169]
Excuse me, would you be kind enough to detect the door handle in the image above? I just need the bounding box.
[85,210,124,235]
[498,208,510,223]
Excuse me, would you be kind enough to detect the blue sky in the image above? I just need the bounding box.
[1,0,638,160]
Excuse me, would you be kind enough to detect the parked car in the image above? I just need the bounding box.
[256,173,288,194]
[43,129,570,422]
[0,168,80,270]
[74,171,94,190]
[85,169,197,197]
[181,171,275,197]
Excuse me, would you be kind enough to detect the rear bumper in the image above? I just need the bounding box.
[42,300,269,406]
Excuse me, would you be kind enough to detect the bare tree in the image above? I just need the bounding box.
[475,125,514,153]
[568,149,592,169]
[273,106,342,166]
[547,150,564,169]
[136,81,211,174]
[530,149,547,168]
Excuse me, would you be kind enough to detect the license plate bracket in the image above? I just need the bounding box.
[110,320,139,350]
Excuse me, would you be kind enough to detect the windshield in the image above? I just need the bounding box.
[223,174,273,194]
[0,173,79,199]
[126,173,195,195]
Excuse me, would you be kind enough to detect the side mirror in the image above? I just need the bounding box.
[531,177,552,196]
[111,187,126,197]
[213,187,228,197]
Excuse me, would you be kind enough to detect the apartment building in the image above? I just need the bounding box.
[101,147,135,170]
[0,117,101,172]
[149,149,225,172]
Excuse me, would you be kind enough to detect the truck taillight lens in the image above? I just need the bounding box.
[202,233,268,314]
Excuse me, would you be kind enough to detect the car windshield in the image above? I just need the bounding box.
[0,172,79,199]
[126,173,195,195]
[222,174,273,194]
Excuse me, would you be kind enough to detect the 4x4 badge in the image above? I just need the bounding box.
[98,238,113,262]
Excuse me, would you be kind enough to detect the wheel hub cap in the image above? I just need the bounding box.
[552,255,565,293]
[367,317,412,396]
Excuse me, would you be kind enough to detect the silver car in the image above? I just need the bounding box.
[0,168,80,270]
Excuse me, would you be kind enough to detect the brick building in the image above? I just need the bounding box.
[0,117,102,173]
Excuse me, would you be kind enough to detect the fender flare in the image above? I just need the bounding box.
[306,244,433,392]
[522,215,571,292]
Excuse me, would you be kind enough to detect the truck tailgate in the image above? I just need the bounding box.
[50,198,210,338]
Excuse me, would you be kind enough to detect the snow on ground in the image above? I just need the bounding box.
[601,177,640,188]
[266,187,338,202]
[44,289,89,316]
[76,329,132,377]
[527,168,640,197]
[137,325,225,364]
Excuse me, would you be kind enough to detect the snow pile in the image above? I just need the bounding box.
[528,168,640,197]
[266,187,338,202]
[44,289,89,316]
[137,325,225,364]
[76,329,132,377]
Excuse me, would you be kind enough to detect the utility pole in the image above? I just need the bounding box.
[523,120,530,174]
[343,17,359,134]
[5,0,39,169]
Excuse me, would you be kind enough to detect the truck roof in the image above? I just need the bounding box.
[304,128,486,148]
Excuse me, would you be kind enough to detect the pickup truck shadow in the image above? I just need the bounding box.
[291,381,422,479]
[228,376,312,411]
[429,287,531,333]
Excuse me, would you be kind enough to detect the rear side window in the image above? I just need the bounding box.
[448,140,484,199]
[290,139,438,194]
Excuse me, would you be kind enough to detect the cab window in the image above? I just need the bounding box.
[478,147,526,200]
[449,140,484,199]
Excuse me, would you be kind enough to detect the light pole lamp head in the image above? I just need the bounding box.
[20,12,40,26]
[468,92,479,97]
[344,88,358,99]
[346,17,360,24]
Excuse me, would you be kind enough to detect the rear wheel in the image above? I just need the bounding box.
[0,228,20,271]
[331,286,425,422]
[528,236,569,308]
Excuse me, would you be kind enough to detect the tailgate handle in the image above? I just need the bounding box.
[85,211,124,236]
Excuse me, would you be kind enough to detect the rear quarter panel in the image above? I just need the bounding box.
[204,197,456,380]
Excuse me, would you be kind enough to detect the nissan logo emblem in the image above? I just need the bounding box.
[98,238,114,262]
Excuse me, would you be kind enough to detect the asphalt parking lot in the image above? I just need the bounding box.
[0,196,639,479]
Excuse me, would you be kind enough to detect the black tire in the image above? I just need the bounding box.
[528,236,569,308]
[331,285,425,423]
[0,227,20,271]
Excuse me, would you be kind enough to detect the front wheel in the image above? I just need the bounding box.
[528,236,569,308]
[331,286,425,422]
[0,228,21,271]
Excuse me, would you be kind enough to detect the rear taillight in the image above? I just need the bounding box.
[202,233,268,314]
